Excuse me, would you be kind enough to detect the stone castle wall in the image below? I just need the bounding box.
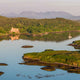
[10,27,20,34]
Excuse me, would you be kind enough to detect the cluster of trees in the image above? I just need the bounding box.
[0,16,80,34]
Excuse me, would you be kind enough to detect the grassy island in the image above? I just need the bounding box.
[23,50,80,66]
[23,50,80,73]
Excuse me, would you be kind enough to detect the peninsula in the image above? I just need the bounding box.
[23,49,80,73]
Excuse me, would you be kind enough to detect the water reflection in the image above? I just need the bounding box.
[20,32,77,42]
[0,32,80,42]
[10,35,20,41]
[34,73,65,79]
[16,73,65,79]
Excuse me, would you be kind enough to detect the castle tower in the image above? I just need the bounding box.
[10,27,20,34]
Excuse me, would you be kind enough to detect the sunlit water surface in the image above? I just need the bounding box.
[0,36,80,80]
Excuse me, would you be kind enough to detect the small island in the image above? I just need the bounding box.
[22,50,80,73]
[0,63,8,66]
[0,63,8,76]
[0,72,4,76]
[21,45,33,48]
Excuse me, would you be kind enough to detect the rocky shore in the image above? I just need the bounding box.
[20,56,80,73]
[68,40,80,49]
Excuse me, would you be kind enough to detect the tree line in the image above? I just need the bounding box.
[0,16,80,34]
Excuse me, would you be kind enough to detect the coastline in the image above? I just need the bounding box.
[1,30,80,37]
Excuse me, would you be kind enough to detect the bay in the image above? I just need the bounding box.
[0,32,80,80]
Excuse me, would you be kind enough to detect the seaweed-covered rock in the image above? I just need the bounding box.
[0,63,8,66]
[0,72,4,76]
[21,45,33,48]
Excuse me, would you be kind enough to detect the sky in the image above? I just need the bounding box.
[0,0,80,16]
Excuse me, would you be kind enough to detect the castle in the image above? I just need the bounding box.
[10,27,20,34]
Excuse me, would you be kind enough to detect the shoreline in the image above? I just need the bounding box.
[21,30,80,36]
[23,57,80,68]
[1,30,80,37]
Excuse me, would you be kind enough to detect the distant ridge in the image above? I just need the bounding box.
[1,11,80,20]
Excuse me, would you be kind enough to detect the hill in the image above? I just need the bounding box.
[0,16,80,35]
[2,11,80,20]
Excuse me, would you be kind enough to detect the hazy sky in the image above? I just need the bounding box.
[0,0,80,16]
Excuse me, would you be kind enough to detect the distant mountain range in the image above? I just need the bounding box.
[1,11,80,20]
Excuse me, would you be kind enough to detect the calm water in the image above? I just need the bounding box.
[0,35,80,80]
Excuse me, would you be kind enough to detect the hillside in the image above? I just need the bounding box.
[0,16,80,35]
[2,11,80,20]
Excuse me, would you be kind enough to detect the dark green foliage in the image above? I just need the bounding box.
[0,27,6,33]
[69,40,80,49]
[0,16,80,34]
[72,40,80,45]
